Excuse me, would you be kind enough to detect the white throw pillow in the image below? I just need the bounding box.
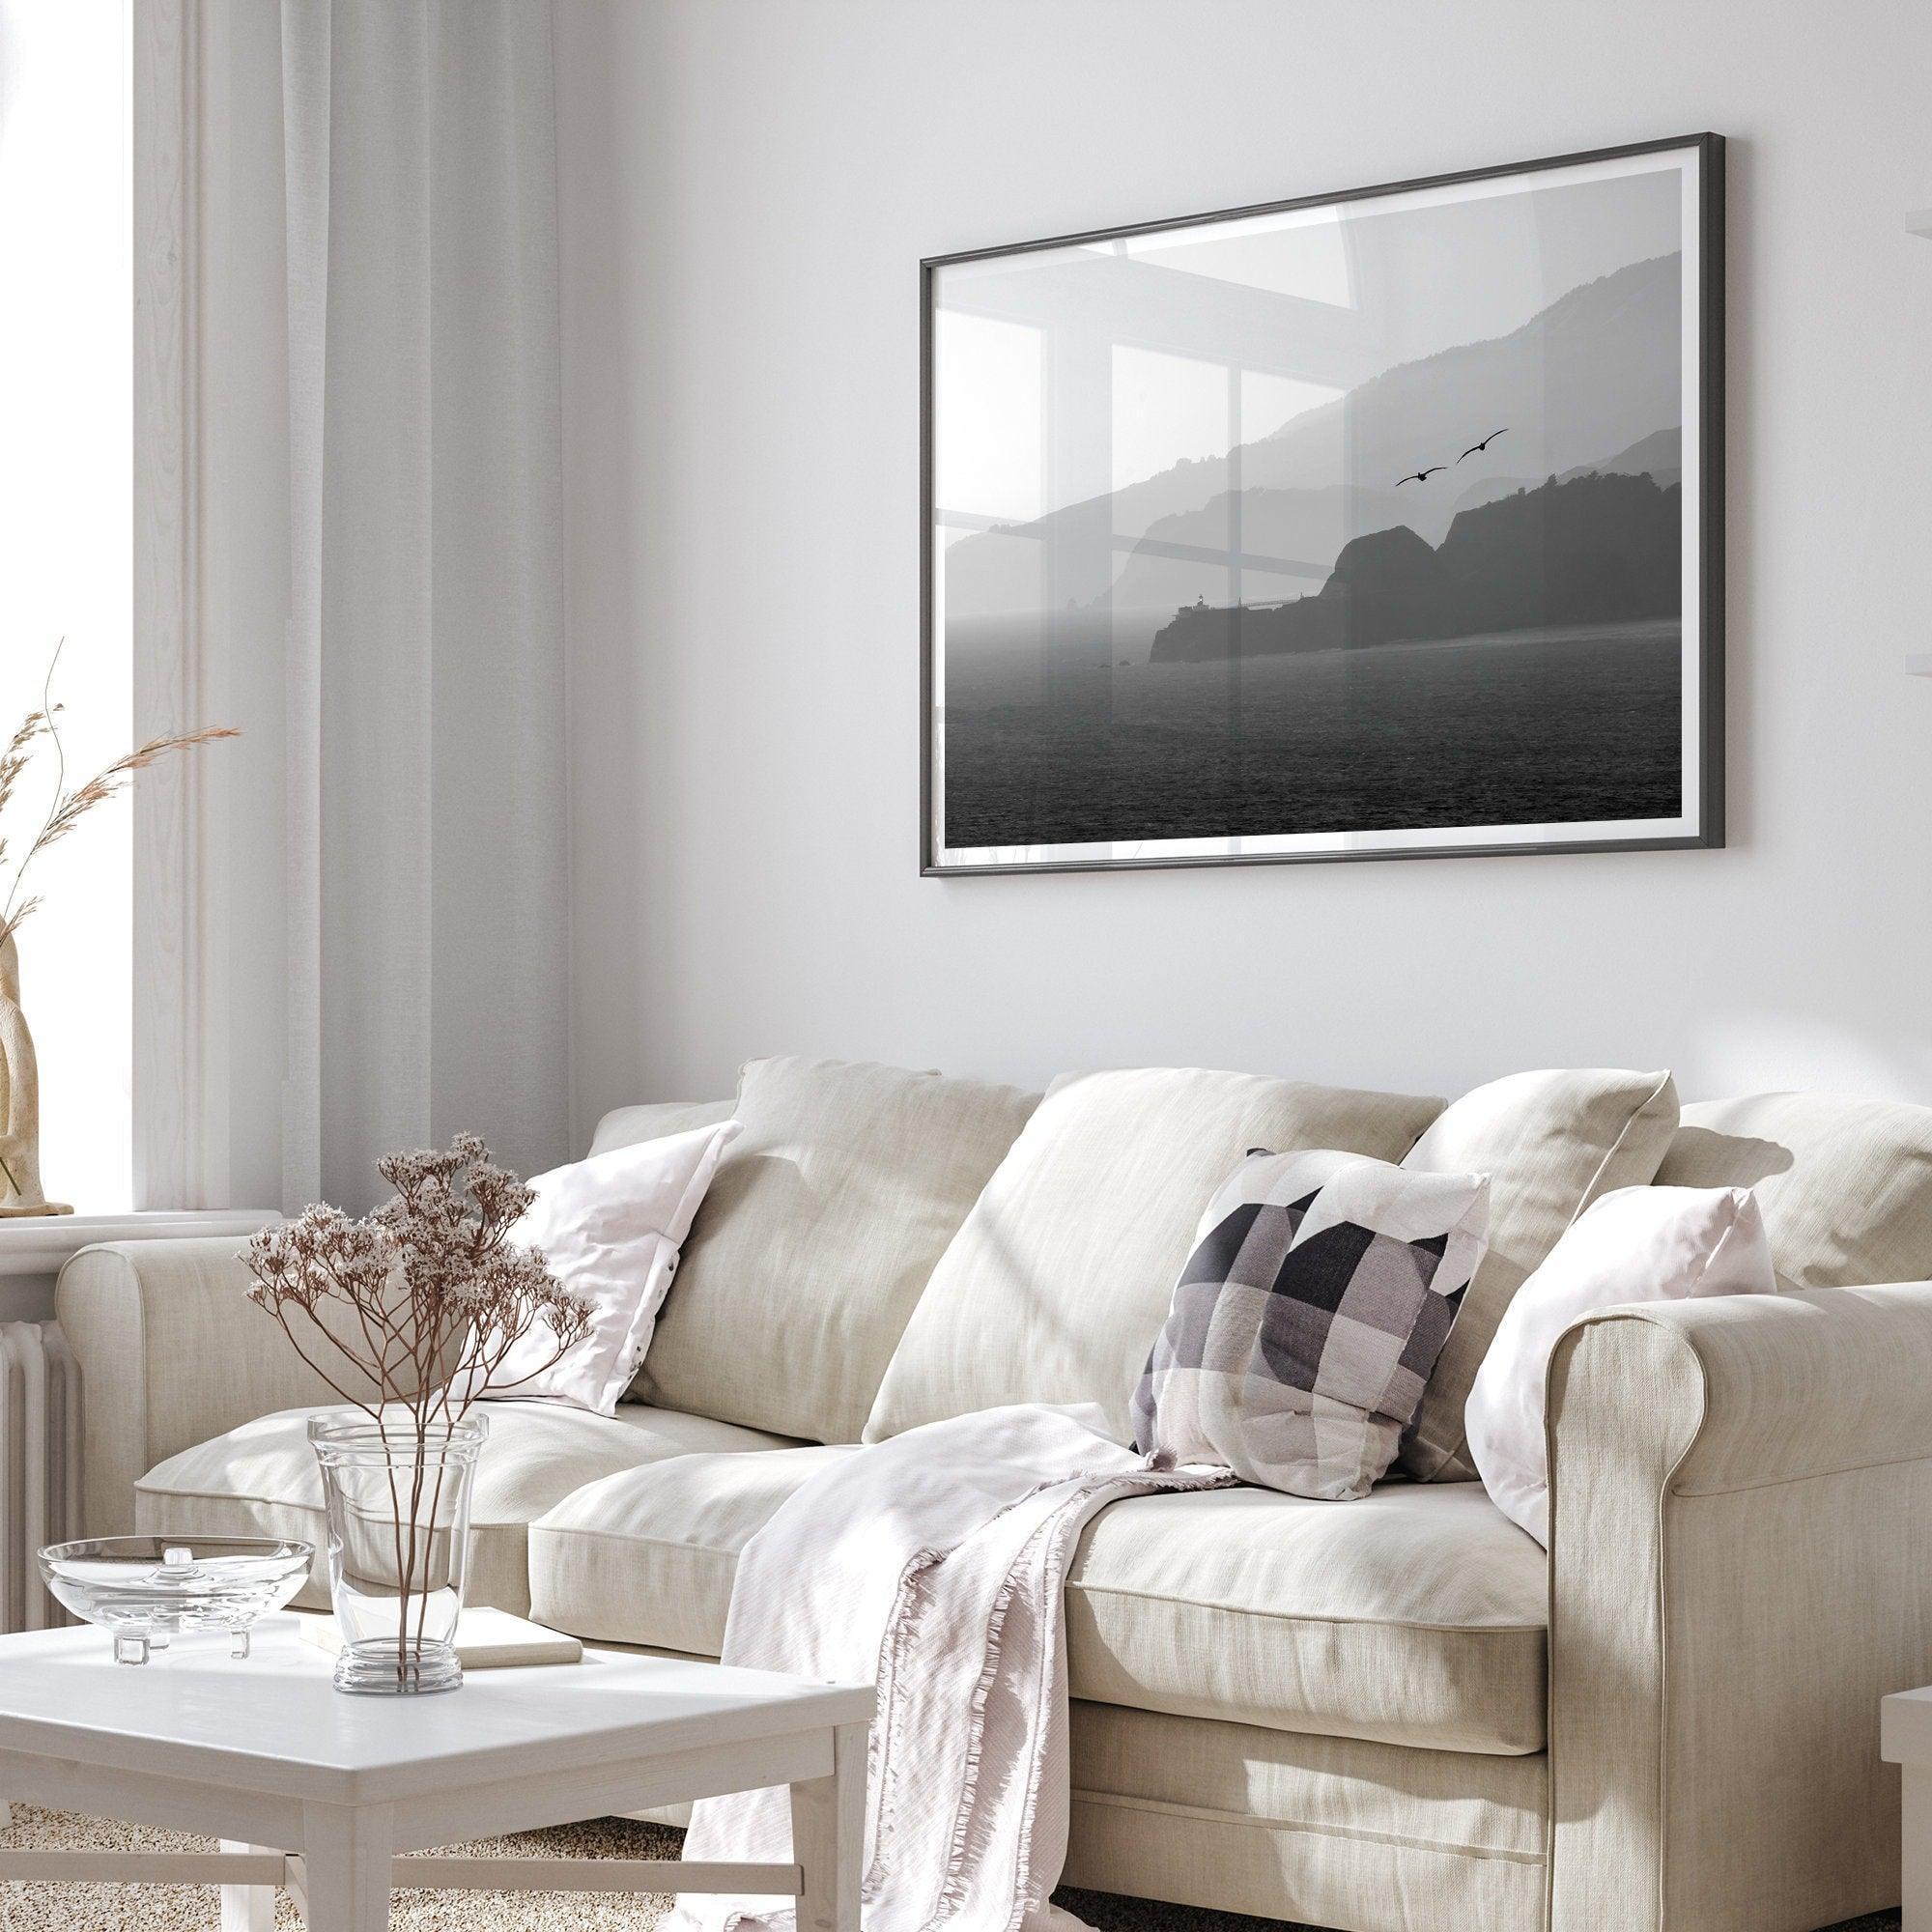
[1465,1183,1776,1545]
[474,1120,741,1415]
[1397,1067,1679,1481]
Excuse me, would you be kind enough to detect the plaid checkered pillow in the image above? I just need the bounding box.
[1131,1148,1489,1500]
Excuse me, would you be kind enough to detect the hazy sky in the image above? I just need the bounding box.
[1118,164,1681,379]
[936,158,1684,526]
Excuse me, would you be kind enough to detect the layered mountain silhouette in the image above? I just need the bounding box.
[1148,469,1680,664]
[1403,424,1681,534]
[943,252,1684,659]
[1560,425,1680,488]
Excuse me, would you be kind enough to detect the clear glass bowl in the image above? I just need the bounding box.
[40,1536,314,1664]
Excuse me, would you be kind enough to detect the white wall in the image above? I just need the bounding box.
[554,0,1932,1141]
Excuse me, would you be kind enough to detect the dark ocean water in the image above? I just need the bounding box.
[940,620,1683,850]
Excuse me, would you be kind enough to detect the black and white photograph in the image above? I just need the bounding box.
[923,135,1722,873]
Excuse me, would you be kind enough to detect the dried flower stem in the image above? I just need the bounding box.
[243,1135,591,1686]
[0,639,239,955]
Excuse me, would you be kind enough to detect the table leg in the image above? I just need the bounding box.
[218,1840,279,1932]
[1908,1766,1932,1932]
[790,1721,865,1932]
[221,1839,282,1932]
[300,1802,392,1932]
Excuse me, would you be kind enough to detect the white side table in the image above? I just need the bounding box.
[1882,1687,1932,1929]
[0,1620,872,1932]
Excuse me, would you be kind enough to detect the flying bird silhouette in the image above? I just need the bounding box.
[1395,466,1444,486]
[1456,428,1509,463]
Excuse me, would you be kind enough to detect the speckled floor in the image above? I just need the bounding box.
[0,1808,1903,1931]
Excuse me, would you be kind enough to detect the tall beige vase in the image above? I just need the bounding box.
[0,934,71,1217]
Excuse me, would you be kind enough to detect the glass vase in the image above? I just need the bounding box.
[306,1409,486,1695]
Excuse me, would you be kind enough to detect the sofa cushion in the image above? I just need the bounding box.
[1133,1148,1490,1501]
[864,1068,1445,1446]
[590,1098,734,1156]
[1465,1183,1776,1547]
[632,1057,1040,1444]
[134,1400,800,1619]
[1065,1703,1548,1931]
[1398,1067,1679,1481]
[528,1452,1546,1755]
[1655,1092,1932,1292]
[474,1119,742,1414]
[529,1444,854,1658]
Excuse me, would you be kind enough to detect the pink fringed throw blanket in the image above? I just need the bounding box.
[672,1404,1229,1932]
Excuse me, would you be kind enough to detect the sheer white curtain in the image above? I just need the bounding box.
[278,0,568,1208]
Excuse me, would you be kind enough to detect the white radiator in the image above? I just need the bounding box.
[0,1323,79,1632]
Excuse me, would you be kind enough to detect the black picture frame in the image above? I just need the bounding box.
[921,133,1724,877]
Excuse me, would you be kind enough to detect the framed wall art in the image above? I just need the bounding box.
[922,134,1723,874]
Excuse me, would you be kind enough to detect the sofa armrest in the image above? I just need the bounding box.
[56,1238,384,1537]
[1546,1283,1932,1932]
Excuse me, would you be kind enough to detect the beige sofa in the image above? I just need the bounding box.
[56,1060,1932,1932]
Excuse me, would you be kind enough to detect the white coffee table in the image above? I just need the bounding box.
[0,1618,872,1931]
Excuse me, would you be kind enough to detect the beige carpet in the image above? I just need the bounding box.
[0,1807,1904,1931]
[0,1806,680,1931]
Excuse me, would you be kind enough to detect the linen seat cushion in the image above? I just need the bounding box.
[863,1068,1445,1446]
[1397,1067,1679,1481]
[134,1399,801,1619]
[1654,1092,1932,1291]
[631,1057,1040,1444]
[528,1451,1547,1755]
[1064,1703,1547,1932]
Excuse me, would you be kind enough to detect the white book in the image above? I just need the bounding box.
[297,1606,583,1669]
